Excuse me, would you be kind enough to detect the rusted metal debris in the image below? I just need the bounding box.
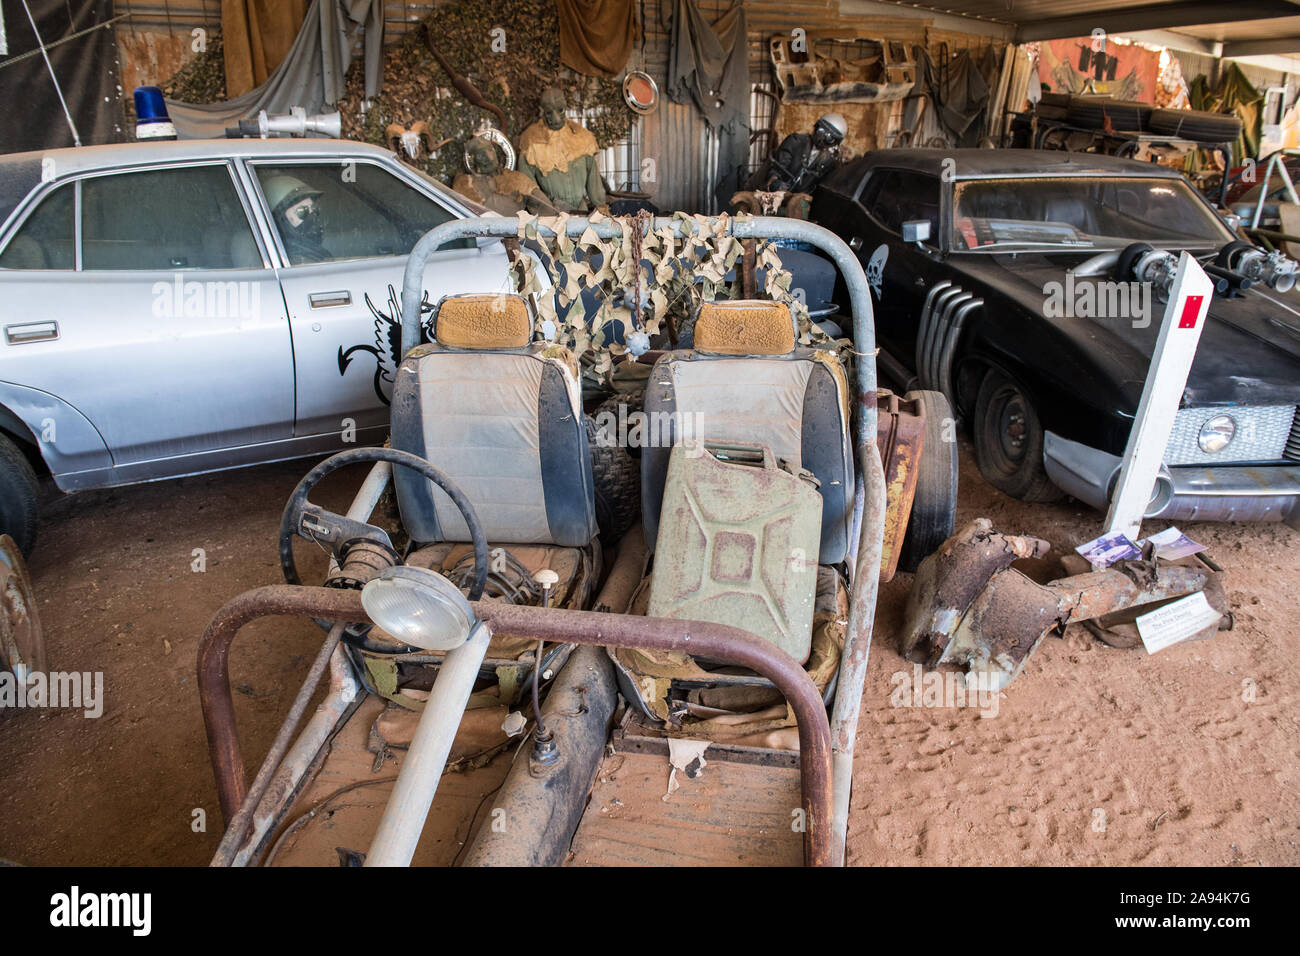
[902,519,1214,690]
[199,583,834,867]
[876,390,926,582]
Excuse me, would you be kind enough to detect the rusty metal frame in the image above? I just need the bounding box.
[198,586,835,867]
[400,214,887,864]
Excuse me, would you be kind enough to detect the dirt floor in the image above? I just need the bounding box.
[0,441,1296,866]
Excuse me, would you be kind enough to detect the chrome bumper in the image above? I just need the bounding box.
[1043,432,1300,527]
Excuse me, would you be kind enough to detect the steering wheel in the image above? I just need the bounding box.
[279,447,489,603]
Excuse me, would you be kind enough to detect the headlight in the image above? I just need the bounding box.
[1197,415,1236,454]
[361,566,474,650]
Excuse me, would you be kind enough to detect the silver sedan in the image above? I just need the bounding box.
[0,138,513,553]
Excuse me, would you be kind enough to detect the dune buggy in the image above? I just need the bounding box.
[197,213,955,867]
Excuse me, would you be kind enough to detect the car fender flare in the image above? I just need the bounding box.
[0,383,111,487]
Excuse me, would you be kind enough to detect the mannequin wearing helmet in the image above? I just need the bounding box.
[760,112,847,193]
[264,174,331,264]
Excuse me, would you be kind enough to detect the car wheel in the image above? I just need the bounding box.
[585,391,643,544]
[972,370,1063,503]
[0,435,39,556]
[897,390,958,573]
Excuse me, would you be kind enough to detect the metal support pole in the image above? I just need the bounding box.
[365,622,493,867]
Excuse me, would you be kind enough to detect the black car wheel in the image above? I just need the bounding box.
[0,434,39,556]
[897,390,958,573]
[972,370,1063,503]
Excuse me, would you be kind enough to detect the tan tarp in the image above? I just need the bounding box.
[556,0,636,78]
[222,0,309,98]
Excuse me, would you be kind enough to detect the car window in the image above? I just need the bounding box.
[951,176,1233,250]
[0,182,75,270]
[867,170,941,237]
[254,162,470,266]
[80,165,261,271]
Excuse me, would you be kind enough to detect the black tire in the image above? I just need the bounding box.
[1148,108,1242,143]
[972,369,1064,503]
[585,403,642,543]
[1066,96,1151,133]
[0,434,39,556]
[897,390,958,574]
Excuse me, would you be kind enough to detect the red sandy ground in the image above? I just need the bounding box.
[0,443,1296,866]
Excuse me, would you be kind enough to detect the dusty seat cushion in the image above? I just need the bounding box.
[642,350,853,564]
[694,300,796,355]
[434,293,532,349]
[391,345,596,547]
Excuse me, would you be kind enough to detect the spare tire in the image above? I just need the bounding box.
[1066,96,1151,133]
[585,388,646,543]
[1148,108,1242,143]
[896,390,958,574]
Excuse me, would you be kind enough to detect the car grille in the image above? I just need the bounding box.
[1165,405,1298,466]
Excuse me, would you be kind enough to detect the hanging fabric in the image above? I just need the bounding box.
[222,0,309,99]
[665,0,750,209]
[556,0,636,78]
[166,0,385,140]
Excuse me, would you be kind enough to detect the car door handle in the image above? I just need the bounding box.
[5,321,59,344]
[309,290,351,309]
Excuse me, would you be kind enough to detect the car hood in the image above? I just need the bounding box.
[950,251,1300,408]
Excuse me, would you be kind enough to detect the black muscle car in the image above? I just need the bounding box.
[813,149,1300,527]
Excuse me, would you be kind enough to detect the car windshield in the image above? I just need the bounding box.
[951,176,1232,251]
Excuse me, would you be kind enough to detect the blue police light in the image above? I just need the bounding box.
[133,87,177,140]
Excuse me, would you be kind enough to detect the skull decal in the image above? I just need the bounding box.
[866,244,889,300]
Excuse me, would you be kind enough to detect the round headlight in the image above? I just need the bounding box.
[1197,414,1236,454]
[361,566,474,651]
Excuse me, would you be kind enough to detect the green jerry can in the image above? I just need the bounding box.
[649,440,823,664]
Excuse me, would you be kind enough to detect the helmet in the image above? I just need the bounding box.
[262,174,323,217]
[814,113,847,145]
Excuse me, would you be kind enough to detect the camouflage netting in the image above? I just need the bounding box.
[507,211,826,378]
[162,30,226,104]
[339,0,632,185]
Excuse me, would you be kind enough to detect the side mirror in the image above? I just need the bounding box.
[902,219,932,244]
[1219,210,1243,233]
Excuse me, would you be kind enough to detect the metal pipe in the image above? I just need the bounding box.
[828,445,889,866]
[199,584,835,866]
[938,298,983,405]
[398,215,879,441]
[232,644,359,867]
[197,585,371,822]
[462,645,620,867]
[348,461,393,520]
[473,602,834,867]
[210,622,346,866]
[914,281,952,390]
[401,215,882,864]
[927,290,973,390]
[365,622,493,867]
[327,461,394,577]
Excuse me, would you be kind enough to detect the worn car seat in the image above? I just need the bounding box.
[641,300,855,564]
[390,293,597,548]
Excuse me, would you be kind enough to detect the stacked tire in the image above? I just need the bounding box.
[1147,108,1243,143]
[1065,96,1152,133]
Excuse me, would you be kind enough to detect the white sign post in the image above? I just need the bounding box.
[1104,252,1214,541]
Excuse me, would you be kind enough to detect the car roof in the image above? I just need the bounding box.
[0,138,418,227]
[854,148,1188,180]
